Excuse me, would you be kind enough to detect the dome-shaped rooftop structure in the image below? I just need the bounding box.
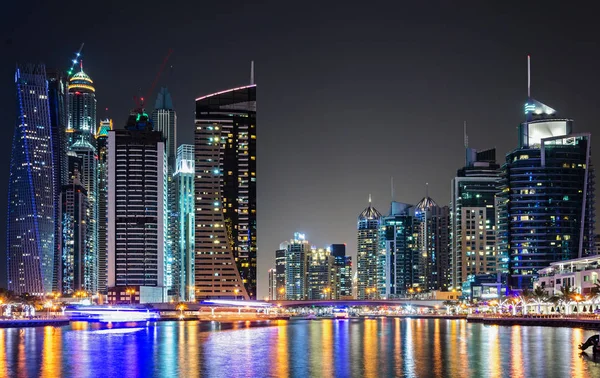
[68,69,95,93]
[415,196,438,211]
[358,195,382,220]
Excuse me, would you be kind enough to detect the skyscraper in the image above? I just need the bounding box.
[67,68,96,145]
[7,65,56,295]
[107,110,167,300]
[414,196,450,291]
[357,197,382,299]
[378,201,418,298]
[60,153,89,294]
[498,97,595,289]
[96,118,112,293]
[330,244,352,299]
[194,83,257,299]
[268,268,276,300]
[283,234,310,300]
[46,69,68,292]
[275,248,286,300]
[174,144,195,301]
[450,147,501,289]
[152,88,177,295]
[306,247,334,300]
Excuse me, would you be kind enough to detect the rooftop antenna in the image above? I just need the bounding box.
[368,193,372,204]
[527,55,531,98]
[391,176,395,202]
[68,42,85,76]
[426,182,429,198]
[250,61,255,85]
[464,121,468,148]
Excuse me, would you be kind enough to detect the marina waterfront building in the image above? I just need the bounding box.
[357,198,382,299]
[107,110,167,301]
[96,119,113,293]
[330,244,353,299]
[7,65,57,295]
[275,248,286,299]
[497,98,595,289]
[282,234,310,300]
[450,147,502,290]
[194,83,256,299]
[67,69,96,146]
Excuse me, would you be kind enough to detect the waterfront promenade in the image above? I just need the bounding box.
[468,313,600,329]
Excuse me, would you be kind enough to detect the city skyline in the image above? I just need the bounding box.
[2,2,600,299]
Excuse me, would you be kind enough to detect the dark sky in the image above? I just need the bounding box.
[1,1,599,298]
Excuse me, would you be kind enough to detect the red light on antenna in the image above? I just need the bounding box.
[75,91,81,95]
[105,107,108,111]
[140,97,144,102]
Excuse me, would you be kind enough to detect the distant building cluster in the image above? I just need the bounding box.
[268,83,597,301]
[6,55,258,303]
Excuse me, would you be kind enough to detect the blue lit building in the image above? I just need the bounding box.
[7,65,57,295]
[174,144,195,301]
[498,98,595,289]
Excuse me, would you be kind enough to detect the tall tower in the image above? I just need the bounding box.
[174,144,195,301]
[7,65,56,295]
[107,110,167,299]
[415,196,450,292]
[67,68,96,145]
[283,234,310,300]
[46,69,68,292]
[96,118,113,293]
[357,197,382,299]
[194,83,257,299]
[498,97,595,289]
[450,147,501,289]
[152,87,177,295]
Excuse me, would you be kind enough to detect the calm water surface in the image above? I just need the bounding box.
[0,318,599,377]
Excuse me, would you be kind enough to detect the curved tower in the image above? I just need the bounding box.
[7,65,56,295]
[194,84,256,300]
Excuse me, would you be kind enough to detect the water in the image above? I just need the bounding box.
[1,318,599,377]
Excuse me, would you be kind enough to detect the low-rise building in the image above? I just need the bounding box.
[535,255,600,296]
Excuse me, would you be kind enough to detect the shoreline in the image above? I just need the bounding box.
[467,316,600,329]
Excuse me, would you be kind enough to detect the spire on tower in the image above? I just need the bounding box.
[527,55,531,98]
[391,177,395,201]
[426,182,429,198]
[464,121,468,148]
[368,193,372,204]
[250,61,255,85]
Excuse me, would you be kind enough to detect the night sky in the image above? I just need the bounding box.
[1,1,599,297]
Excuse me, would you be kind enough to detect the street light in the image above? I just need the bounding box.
[234,288,239,300]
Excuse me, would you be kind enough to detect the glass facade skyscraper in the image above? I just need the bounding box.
[194,84,256,299]
[498,98,595,289]
[96,118,112,293]
[174,144,195,301]
[357,199,382,299]
[450,148,502,289]
[67,69,96,145]
[7,65,57,295]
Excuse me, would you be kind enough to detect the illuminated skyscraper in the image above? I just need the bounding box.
[67,68,96,145]
[194,83,256,299]
[498,98,595,289]
[7,65,56,295]
[330,244,352,299]
[107,111,167,300]
[60,153,90,294]
[450,147,501,289]
[96,119,112,293]
[357,197,382,299]
[174,144,195,301]
[275,248,286,299]
[282,234,310,300]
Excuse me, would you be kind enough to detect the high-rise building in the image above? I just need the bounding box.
[306,247,334,300]
[67,68,96,145]
[415,196,450,292]
[152,88,177,295]
[194,83,256,299]
[47,69,68,293]
[96,118,112,293]
[107,110,167,301]
[268,268,276,300]
[498,98,595,289]
[357,198,382,299]
[70,139,98,294]
[173,145,195,301]
[330,244,352,299]
[275,248,286,300]
[59,153,89,294]
[378,202,418,298]
[283,234,310,300]
[450,147,502,290]
[7,65,57,295]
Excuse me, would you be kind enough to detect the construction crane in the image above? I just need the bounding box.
[138,48,174,109]
[67,43,85,76]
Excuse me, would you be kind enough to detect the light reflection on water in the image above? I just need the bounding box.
[0,319,599,377]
